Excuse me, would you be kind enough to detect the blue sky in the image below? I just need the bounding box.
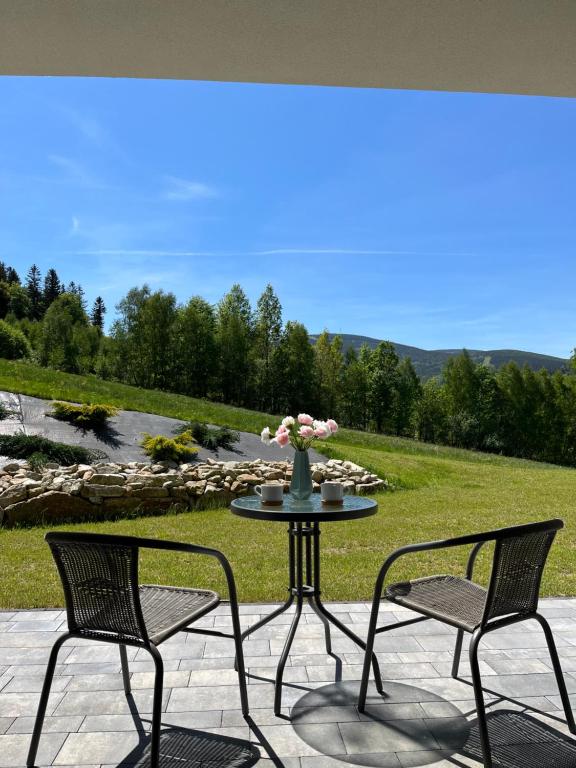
[1,77,575,357]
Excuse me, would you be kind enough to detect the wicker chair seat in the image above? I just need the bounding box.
[140,584,219,644]
[386,575,488,631]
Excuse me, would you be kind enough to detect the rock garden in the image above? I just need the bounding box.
[0,457,389,526]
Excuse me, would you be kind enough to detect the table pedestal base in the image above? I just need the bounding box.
[241,521,384,716]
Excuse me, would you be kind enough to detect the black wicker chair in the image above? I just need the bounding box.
[357,519,576,768]
[27,532,249,768]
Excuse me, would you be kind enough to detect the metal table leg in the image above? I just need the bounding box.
[242,519,384,715]
[274,523,304,715]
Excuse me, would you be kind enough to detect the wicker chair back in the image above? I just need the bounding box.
[485,527,557,622]
[47,534,147,643]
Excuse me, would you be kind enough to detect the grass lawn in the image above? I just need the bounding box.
[0,359,275,433]
[1,359,575,607]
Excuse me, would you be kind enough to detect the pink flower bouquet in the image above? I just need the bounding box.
[261,414,338,451]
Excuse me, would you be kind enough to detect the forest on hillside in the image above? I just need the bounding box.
[1,262,576,467]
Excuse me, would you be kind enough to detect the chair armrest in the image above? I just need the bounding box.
[465,541,487,580]
[135,538,239,605]
[45,531,240,604]
[370,518,562,605]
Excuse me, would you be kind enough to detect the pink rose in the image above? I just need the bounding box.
[298,413,314,425]
[313,421,331,439]
[298,425,314,438]
[326,419,338,434]
[275,430,290,447]
[276,424,288,435]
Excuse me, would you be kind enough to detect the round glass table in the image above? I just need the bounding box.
[230,493,383,715]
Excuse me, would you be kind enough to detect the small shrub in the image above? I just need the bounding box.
[174,421,240,451]
[0,433,107,466]
[0,320,31,360]
[141,431,198,463]
[27,451,50,472]
[0,401,10,421]
[51,401,118,429]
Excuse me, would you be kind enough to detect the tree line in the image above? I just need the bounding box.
[2,261,576,467]
[0,263,107,373]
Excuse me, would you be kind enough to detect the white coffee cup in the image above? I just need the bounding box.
[255,483,284,505]
[321,481,344,504]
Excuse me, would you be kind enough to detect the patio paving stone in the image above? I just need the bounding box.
[2,599,576,767]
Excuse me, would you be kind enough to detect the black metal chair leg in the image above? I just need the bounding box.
[534,612,576,734]
[230,602,250,717]
[27,633,71,767]
[358,591,381,712]
[149,644,164,768]
[452,628,464,678]
[275,523,304,716]
[119,644,131,696]
[469,628,492,768]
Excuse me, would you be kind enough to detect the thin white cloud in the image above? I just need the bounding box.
[256,248,474,257]
[48,154,107,189]
[71,247,474,258]
[61,106,108,146]
[162,176,218,201]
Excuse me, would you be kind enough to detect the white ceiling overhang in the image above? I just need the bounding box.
[1,0,575,97]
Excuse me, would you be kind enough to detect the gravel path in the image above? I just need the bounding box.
[0,392,323,465]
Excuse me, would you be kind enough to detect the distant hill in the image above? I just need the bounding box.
[309,333,569,380]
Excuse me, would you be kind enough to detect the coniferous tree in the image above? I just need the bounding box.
[42,268,62,310]
[25,264,43,320]
[67,281,87,311]
[0,281,11,319]
[0,263,19,284]
[76,284,87,312]
[90,296,106,333]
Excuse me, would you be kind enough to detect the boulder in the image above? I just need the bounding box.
[0,485,28,507]
[88,473,126,486]
[2,463,21,474]
[81,484,125,498]
[2,491,95,526]
[130,487,170,498]
[236,474,260,485]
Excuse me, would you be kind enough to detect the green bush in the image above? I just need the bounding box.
[0,320,31,360]
[141,431,198,463]
[174,421,240,451]
[27,452,50,472]
[51,401,118,429]
[0,433,107,466]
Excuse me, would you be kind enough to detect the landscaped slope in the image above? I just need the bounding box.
[0,359,274,433]
[0,358,575,607]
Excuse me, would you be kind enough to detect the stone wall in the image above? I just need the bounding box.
[0,458,389,527]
